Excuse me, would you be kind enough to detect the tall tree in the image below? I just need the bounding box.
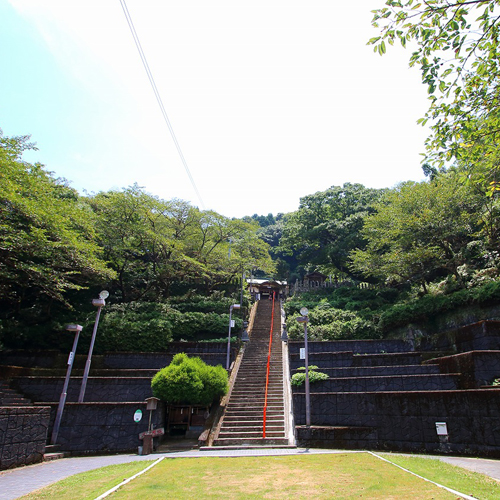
[350,174,487,291]
[279,183,384,277]
[0,131,114,314]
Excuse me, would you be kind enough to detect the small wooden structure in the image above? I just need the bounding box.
[167,405,209,433]
[247,278,288,300]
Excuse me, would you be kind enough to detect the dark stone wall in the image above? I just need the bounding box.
[293,389,500,457]
[292,374,460,393]
[103,351,233,370]
[47,402,165,454]
[419,320,500,352]
[427,351,500,388]
[0,344,235,371]
[291,365,441,377]
[288,339,414,355]
[0,406,50,470]
[289,352,422,370]
[13,377,154,403]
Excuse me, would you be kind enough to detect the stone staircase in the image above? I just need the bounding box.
[213,300,291,448]
[0,379,32,406]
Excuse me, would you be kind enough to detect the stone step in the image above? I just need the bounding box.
[213,437,290,447]
[223,415,284,423]
[201,444,296,451]
[218,431,286,439]
[220,425,285,433]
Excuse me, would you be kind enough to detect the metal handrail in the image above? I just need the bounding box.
[262,293,275,438]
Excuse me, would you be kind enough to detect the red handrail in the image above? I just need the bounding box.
[263,292,275,438]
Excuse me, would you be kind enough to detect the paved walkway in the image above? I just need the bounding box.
[1,448,499,499]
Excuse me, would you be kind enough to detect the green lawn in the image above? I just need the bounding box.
[20,452,500,500]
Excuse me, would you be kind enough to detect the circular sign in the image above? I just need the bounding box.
[300,307,309,316]
[133,409,143,422]
[99,290,110,299]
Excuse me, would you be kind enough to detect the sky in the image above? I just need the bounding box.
[1,0,430,218]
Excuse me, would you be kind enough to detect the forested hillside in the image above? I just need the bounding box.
[0,132,273,351]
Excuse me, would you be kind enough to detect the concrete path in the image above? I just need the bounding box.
[1,448,499,500]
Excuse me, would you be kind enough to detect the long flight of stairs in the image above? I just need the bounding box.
[213,300,291,447]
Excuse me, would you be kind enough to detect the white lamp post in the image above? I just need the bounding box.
[78,290,108,402]
[51,324,83,445]
[296,307,311,426]
[226,303,241,370]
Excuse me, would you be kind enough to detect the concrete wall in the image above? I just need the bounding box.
[0,406,50,470]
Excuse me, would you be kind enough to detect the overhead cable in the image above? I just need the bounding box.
[119,0,205,209]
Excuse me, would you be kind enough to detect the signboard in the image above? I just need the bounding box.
[134,409,143,422]
[68,352,74,365]
[231,320,235,328]
[139,427,165,440]
[435,422,448,436]
[300,348,305,360]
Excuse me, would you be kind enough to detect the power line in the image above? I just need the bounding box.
[119,0,205,210]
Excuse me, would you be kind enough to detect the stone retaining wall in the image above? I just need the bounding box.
[288,339,413,355]
[13,377,154,403]
[47,402,165,454]
[292,374,460,393]
[0,406,50,470]
[426,351,500,388]
[293,389,500,457]
[103,351,232,370]
[289,352,422,370]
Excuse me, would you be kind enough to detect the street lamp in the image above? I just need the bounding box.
[296,307,311,426]
[226,303,241,370]
[51,323,83,445]
[78,290,108,403]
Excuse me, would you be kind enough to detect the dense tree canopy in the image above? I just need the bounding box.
[350,173,498,291]
[370,1,500,192]
[0,132,114,312]
[278,183,384,277]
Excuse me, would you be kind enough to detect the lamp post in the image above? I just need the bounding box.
[78,290,108,403]
[51,324,83,445]
[226,303,241,370]
[296,307,311,426]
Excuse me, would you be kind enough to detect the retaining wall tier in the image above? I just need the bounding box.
[291,365,441,377]
[292,374,460,393]
[103,351,234,370]
[0,406,50,470]
[418,320,500,353]
[289,352,422,370]
[46,402,165,455]
[293,389,500,457]
[13,377,154,403]
[426,350,500,388]
[288,339,414,355]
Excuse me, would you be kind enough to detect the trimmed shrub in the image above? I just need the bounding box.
[151,353,228,405]
[291,367,329,386]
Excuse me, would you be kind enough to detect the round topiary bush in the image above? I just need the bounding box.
[151,353,228,405]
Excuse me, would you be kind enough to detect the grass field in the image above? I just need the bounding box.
[20,452,500,500]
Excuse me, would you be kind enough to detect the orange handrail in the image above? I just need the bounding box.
[263,292,275,438]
